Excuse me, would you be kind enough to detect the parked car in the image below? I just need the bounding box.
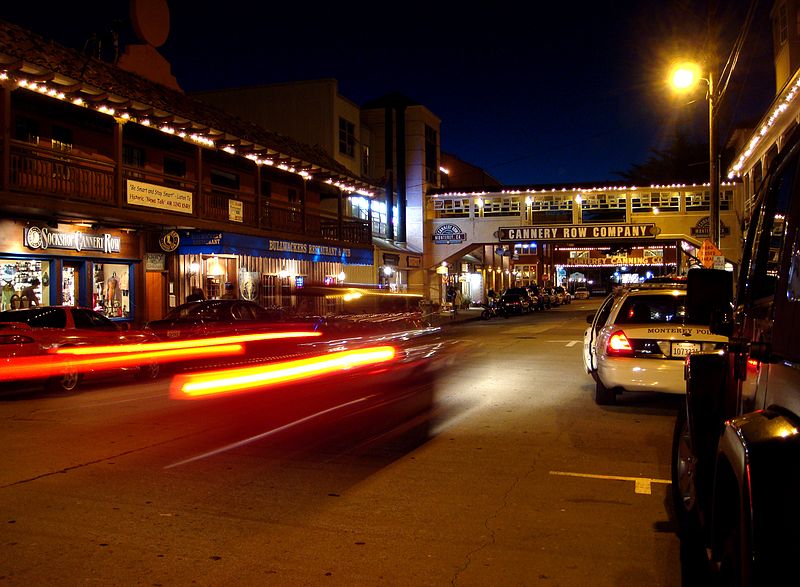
[0,306,161,392]
[145,299,319,367]
[541,287,559,306]
[497,288,533,315]
[583,282,727,405]
[573,285,590,300]
[554,286,571,305]
[671,123,800,585]
[146,299,299,339]
[525,285,547,310]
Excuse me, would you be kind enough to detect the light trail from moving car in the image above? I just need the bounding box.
[169,345,398,399]
[0,330,323,383]
[0,343,245,382]
[49,330,322,355]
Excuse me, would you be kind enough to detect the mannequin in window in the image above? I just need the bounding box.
[20,277,40,307]
[106,272,119,308]
[2,280,13,310]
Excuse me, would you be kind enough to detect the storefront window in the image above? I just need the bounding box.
[1,258,50,310]
[92,262,131,319]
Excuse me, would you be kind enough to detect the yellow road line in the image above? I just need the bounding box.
[549,470,671,495]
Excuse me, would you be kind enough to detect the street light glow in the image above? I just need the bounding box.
[670,62,701,91]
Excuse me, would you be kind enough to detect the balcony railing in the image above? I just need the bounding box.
[6,140,371,246]
[10,141,114,205]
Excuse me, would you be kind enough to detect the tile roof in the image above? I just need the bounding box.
[0,19,374,191]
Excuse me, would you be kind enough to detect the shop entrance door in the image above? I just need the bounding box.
[61,262,81,306]
[145,271,166,322]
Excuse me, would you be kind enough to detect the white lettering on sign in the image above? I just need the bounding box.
[501,224,654,241]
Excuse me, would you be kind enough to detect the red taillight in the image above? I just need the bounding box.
[607,330,633,356]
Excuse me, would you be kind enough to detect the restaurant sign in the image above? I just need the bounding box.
[24,225,121,254]
[499,223,657,242]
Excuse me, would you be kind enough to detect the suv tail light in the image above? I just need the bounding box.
[607,330,633,356]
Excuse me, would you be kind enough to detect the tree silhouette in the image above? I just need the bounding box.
[614,131,711,185]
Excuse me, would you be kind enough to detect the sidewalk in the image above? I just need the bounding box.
[425,306,483,328]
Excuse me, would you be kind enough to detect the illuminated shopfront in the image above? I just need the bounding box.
[175,230,374,308]
[0,219,140,320]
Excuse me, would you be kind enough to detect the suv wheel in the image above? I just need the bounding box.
[671,402,700,531]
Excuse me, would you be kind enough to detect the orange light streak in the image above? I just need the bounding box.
[171,345,397,399]
[0,344,243,382]
[50,331,321,355]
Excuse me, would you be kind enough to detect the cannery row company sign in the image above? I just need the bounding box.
[499,223,658,242]
[24,225,121,253]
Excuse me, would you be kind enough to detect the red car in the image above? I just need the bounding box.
[0,306,160,392]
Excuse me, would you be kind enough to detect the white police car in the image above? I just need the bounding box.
[583,282,728,404]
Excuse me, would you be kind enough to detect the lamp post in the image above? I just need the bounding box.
[670,61,720,247]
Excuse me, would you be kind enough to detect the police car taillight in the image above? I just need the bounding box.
[607,331,633,355]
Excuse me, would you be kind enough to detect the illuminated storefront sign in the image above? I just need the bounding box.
[179,231,372,265]
[499,223,657,241]
[565,256,664,266]
[24,226,121,254]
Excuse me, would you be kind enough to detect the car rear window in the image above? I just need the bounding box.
[72,308,116,329]
[616,294,687,324]
[0,307,66,328]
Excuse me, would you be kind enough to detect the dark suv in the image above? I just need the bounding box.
[672,126,800,584]
[497,287,533,315]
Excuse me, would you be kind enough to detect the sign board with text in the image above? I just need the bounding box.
[127,180,193,214]
[499,223,657,242]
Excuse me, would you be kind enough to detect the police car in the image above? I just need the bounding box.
[583,281,728,404]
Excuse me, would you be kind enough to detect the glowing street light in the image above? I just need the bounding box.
[669,59,720,246]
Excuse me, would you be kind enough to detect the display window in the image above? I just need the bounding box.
[92,262,132,319]
[1,258,51,310]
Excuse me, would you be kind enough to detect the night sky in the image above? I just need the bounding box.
[1,1,776,186]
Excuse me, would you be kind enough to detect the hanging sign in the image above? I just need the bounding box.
[432,224,467,244]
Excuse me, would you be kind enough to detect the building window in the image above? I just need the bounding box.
[164,156,186,177]
[15,117,40,144]
[778,2,789,45]
[210,169,239,190]
[361,145,370,176]
[122,144,146,168]
[51,126,73,152]
[339,117,355,157]
[425,125,438,184]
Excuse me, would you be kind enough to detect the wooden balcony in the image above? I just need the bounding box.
[5,140,371,246]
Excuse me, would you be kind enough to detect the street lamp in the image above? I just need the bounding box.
[669,61,720,247]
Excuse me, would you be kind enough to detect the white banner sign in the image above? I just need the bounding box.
[127,180,193,214]
[229,199,243,223]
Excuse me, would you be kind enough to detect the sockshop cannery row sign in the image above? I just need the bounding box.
[499,223,658,242]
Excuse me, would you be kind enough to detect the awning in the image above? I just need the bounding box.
[177,231,373,265]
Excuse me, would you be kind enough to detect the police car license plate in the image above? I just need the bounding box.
[671,342,700,357]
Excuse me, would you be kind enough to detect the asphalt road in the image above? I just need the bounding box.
[0,300,688,586]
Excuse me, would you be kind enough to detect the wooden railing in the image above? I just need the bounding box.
[6,140,371,246]
[10,141,114,204]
